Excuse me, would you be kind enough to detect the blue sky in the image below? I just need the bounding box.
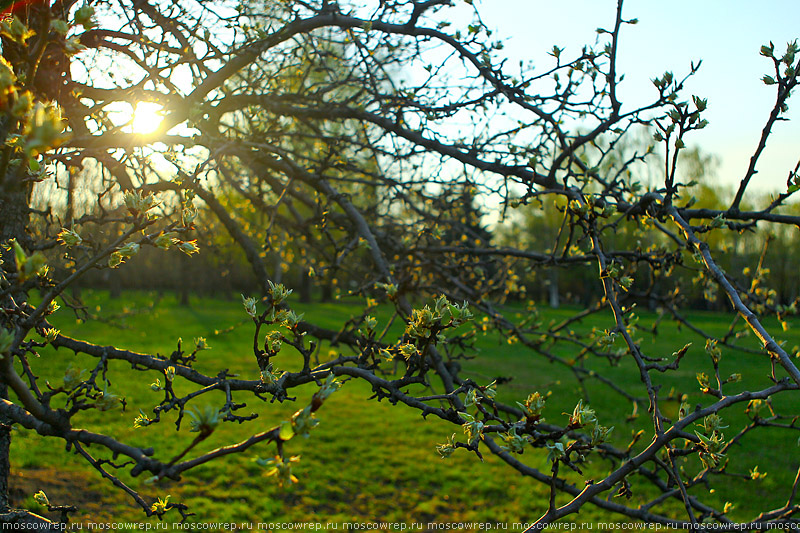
[479,1,800,196]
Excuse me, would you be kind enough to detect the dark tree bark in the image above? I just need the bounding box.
[0,383,9,513]
[0,185,33,512]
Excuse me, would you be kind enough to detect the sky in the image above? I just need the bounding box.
[478,0,800,195]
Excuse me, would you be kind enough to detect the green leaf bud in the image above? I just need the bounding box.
[33,490,49,507]
[57,228,82,247]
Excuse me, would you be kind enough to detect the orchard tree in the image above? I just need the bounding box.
[1,0,800,528]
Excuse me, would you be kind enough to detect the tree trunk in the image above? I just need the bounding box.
[179,252,191,307]
[272,252,283,285]
[548,268,560,309]
[109,274,122,299]
[321,282,333,302]
[0,384,9,512]
[299,270,311,303]
[0,185,34,512]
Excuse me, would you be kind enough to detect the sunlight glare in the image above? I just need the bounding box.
[131,102,164,134]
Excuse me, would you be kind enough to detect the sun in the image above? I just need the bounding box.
[130,102,165,134]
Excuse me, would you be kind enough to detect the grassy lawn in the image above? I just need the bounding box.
[9,291,800,525]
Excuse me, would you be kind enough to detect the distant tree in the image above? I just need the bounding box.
[2,0,800,528]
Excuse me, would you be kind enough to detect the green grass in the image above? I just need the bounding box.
[10,291,800,525]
